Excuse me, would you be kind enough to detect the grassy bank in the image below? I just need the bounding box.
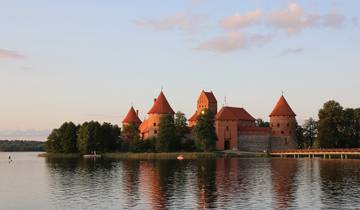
[38,153,81,158]
[103,152,220,159]
[38,151,270,159]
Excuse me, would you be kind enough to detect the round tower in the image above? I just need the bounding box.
[269,95,297,150]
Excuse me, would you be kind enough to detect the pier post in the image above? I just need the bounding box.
[323,154,326,159]
[345,155,348,159]
[329,155,331,159]
[341,154,343,159]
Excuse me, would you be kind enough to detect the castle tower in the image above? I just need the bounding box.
[269,95,297,150]
[139,91,175,139]
[122,106,142,128]
[189,90,217,127]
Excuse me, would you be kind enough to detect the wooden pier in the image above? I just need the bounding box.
[270,148,360,159]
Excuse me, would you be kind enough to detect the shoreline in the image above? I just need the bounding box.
[38,151,270,159]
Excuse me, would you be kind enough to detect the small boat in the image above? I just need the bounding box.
[177,155,184,160]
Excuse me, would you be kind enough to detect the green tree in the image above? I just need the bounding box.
[302,118,318,148]
[45,129,62,153]
[156,114,177,152]
[123,123,141,152]
[101,122,121,152]
[58,122,78,153]
[255,119,270,127]
[77,121,103,154]
[295,125,305,149]
[193,109,217,151]
[174,111,188,150]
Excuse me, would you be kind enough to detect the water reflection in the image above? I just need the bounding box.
[271,158,298,209]
[3,154,355,209]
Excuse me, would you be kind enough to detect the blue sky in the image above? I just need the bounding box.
[0,0,359,140]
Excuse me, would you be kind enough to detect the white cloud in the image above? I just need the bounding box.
[279,48,303,57]
[220,9,262,30]
[134,12,207,32]
[0,48,24,59]
[196,31,272,53]
[268,3,345,35]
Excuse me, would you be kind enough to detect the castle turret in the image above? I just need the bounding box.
[122,106,142,127]
[269,95,297,150]
[139,91,175,139]
[189,90,217,127]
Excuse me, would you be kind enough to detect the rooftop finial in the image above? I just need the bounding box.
[161,85,163,92]
[224,96,227,106]
[282,90,284,96]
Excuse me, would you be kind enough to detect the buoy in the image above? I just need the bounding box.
[177,155,184,160]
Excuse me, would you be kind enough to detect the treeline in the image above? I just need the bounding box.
[46,121,121,154]
[297,100,360,149]
[0,140,44,151]
[45,110,218,154]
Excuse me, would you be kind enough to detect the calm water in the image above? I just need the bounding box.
[0,153,360,210]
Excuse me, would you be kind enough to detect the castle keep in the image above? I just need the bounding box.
[123,90,298,151]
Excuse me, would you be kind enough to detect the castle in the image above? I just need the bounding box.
[122,90,298,151]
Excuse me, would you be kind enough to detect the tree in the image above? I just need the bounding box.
[318,101,344,148]
[58,122,78,153]
[255,119,270,127]
[295,125,305,149]
[302,118,318,148]
[45,129,62,153]
[101,123,122,152]
[77,121,103,154]
[174,111,189,150]
[156,114,177,152]
[193,109,217,151]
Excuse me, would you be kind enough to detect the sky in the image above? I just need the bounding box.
[0,0,359,140]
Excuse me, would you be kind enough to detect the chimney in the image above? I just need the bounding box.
[136,110,139,116]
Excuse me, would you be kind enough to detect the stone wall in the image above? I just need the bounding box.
[238,134,270,152]
[270,136,297,151]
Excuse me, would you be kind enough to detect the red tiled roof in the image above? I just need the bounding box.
[203,91,217,103]
[188,112,198,122]
[216,106,255,121]
[270,95,296,117]
[148,91,175,114]
[122,106,142,124]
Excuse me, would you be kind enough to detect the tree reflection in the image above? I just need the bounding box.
[197,159,217,209]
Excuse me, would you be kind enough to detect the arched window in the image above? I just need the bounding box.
[281,131,284,134]
[277,123,280,127]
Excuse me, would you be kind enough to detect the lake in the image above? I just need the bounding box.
[0,152,360,210]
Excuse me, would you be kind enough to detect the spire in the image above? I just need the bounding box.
[270,95,296,117]
[122,106,142,124]
[148,91,175,114]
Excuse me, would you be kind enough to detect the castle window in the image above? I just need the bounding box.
[153,123,156,126]
[281,131,284,134]
[154,130,157,134]
[226,126,229,131]
[277,123,280,127]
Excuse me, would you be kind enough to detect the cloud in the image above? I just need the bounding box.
[134,12,207,32]
[268,3,345,35]
[0,48,25,59]
[322,11,345,28]
[220,9,262,30]
[279,48,303,57]
[196,31,272,53]
[352,17,359,28]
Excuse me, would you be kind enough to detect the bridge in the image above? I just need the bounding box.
[270,148,360,159]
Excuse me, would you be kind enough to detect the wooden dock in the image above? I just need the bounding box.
[270,148,360,159]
